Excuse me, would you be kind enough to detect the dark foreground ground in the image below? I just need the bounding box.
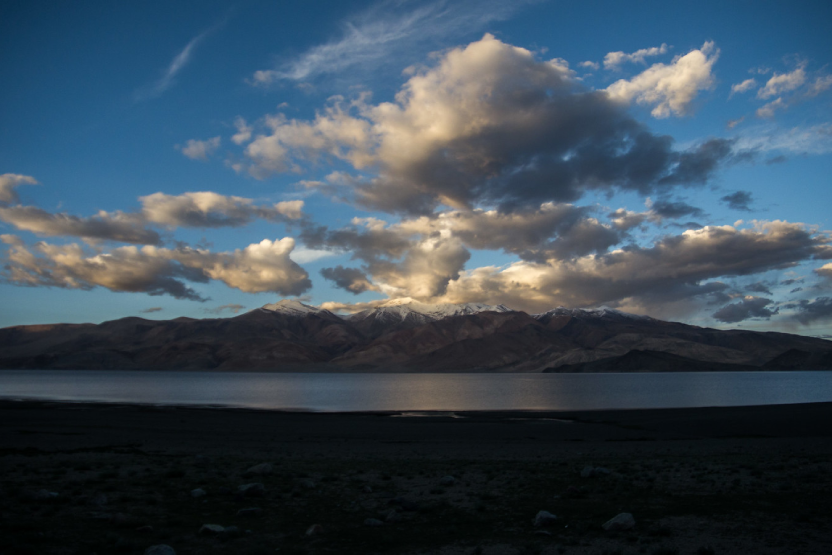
[1,401,831,555]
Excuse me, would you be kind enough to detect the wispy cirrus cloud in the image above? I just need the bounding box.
[134,19,225,101]
[251,0,536,85]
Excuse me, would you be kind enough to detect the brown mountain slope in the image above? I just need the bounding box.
[1,304,830,371]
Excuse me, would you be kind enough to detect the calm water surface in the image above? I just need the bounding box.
[1,370,831,411]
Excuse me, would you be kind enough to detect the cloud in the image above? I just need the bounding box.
[603,43,668,70]
[1,235,311,300]
[737,123,832,155]
[579,60,599,71]
[134,22,221,101]
[0,206,162,244]
[720,191,753,212]
[178,137,221,161]
[244,35,737,214]
[0,173,38,205]
[250,0,531,85]
[231,117,253,145]
[807,75,832,97]
[646,198,706,220]
[205,303,246,315]
[790,297,832,324]
[303,202,627,292]
[320,265,377,294]
[712,296,777,323]
[1,234,208,300]
[608,208,649,231]
[758,62,807,99]
[398,204,624,261]
[756,97,786,118]
[606,42,718,118]
[140,192,303,228]
[140,307,163,313]
[726,117,744,129]
[173,238,312,295]
[343,220,832,315]
[730,78,757,97]
[746,281,773,295]
[816,263,832,280]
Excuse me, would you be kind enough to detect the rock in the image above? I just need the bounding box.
[364,518,384,526]
[93,493,108,506]
[136,525,154,534]
[191,488,207,498]
[31,489,59,500]
[533,510,558,527]
[439,475,456,486]
[111,513,139,527]
[144,545,176,555]
[194,455,210,467]
[386,509,402,522]
[238,483,265,497]
[218,486,232,495]
[299,478,316,489]
[362,485,373,493]
[224,525,241,538]
[603,512,636,531]
[245,463,273,476]
[389,497,419,511]
[305,524,324,536]
[564,485,586,498]
[199,524,225,536]
[236,507,263,518]
[581,466,612,478]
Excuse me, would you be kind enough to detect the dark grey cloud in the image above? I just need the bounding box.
[720,191,754,212]
[0,206,162,245]
[140,307,163,314]
[781,278,804,286]
[300,221,412,264]
[649,199,707,220]
[766,155,787,165]
[320,266,375,294]
[746,281,773,295]
[205,304,246,315]
[712,296,778,323]
[791,297,832,324]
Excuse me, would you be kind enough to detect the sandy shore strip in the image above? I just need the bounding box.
[1,401,831,554]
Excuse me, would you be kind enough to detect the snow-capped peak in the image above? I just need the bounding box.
[260,299,326,316]
[350,299,513,323]
[532,306,652,321]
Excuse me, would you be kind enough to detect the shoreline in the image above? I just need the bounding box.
[2,400,831,554]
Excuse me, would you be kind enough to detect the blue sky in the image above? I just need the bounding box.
[1,0,831,336]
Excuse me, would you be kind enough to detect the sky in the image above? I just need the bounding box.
[1,0,831,337]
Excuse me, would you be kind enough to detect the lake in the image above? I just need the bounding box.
[1,370,831,411]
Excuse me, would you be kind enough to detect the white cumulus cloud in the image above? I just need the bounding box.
[603,43,668,70]
[178,137,221,161]
[606,42,719,118]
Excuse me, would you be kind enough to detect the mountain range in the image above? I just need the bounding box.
[1,299,831,372]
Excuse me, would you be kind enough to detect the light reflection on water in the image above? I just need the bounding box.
[0,370,831,412]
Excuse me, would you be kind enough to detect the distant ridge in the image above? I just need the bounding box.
[261,299,333,316]
[1,299,830,372]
